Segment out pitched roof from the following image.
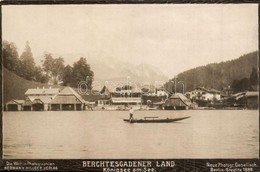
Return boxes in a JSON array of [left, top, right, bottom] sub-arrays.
[[27, 96, 54, 104], [195, 87, 210, 92], [32, 99, 44, 104], [59, 87, 75, 95], [170, 93, 188, 100], [232, 92, 246, 97], [25, 88, 60, 95], [6, 99, 24, 105], [14, 100, 25, 104], [50, 95, 84, 104], [169, 93, 192, 106], [24, 98, 33, 106], [195, 87, 220, 94], [209, 89, 221, 94], [64, 87, 86, 103], [50, 87, 85, 104]]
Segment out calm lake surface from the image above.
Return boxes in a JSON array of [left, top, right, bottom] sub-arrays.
[[3, 110, 259, 159]]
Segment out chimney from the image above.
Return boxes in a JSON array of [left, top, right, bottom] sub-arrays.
[[49, 86, 52, 89], [43, 86, 45, 89]]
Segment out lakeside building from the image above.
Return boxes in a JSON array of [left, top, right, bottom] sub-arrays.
[[141, 85, 168, 97], [163, 93, 193, 110], [99, 84, 142, 108], [141, 85, 168, 108], [23, 97, 33, 111], [185, 87, 221, 107], [24, 87, 60, 111], [5, 85, 258, 111], [245, 91, 258, 109], [142, 95, 167, 106], [209, 91, 258, 109], [222, 86, 234, 97], [5, 86, 86, 111], [50, 87, 86, 111], [186, 87, 221, 101], [141, 84, 157, 96], [156, 87, 168, 97], [5, 100, 24, 111]]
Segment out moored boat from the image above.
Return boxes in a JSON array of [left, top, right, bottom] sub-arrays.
[[123, 116, 190, 123]]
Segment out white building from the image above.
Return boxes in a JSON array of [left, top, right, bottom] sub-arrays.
[[24, 87, 60, 111], [186, 87, 221, 101]]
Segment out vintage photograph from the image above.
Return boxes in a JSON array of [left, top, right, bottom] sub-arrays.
[[2, 4, 259, 160]]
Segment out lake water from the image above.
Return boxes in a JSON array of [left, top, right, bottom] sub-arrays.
[[3, 110, 259, 159]]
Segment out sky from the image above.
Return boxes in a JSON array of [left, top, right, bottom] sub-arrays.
[[2, 4, 258, 77]]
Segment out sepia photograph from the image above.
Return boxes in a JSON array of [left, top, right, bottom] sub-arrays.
[[1, 3, 259, 171]]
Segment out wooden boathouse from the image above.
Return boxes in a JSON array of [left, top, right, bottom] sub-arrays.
[[164, 93, 192, 110], [5, 87, 87, 111], [24, 87, 60, 111], [5, 100, 24, 111], [50, 87, 86, 111]]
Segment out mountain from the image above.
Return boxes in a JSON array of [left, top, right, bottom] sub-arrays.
[[169, 51, 258, 92], [35, 53, 168, 85]]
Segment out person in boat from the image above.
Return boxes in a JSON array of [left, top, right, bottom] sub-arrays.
[[129, 107, 134, 121]]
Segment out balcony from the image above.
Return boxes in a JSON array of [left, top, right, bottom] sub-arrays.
[[111, 97, 141, 103]]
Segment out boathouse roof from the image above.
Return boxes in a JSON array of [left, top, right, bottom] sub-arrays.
[[50, 95, 84, 104], [50, 87, 86, 104], [168, 93, 192, 106], [25, 87, 60, 95], [6, 99, 24, 105], [27, 96, 53, 104]]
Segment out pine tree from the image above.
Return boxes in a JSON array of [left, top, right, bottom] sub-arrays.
[[19, 41, 36, 81]]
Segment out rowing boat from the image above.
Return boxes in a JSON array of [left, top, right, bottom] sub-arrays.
[[123, 116, 190, 123]]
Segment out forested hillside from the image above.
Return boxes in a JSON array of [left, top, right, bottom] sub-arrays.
[[3, 67, 63, 104], [168, 51, 258, 92]]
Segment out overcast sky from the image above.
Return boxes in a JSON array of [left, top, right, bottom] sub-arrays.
[[2, 4, 258, 77]]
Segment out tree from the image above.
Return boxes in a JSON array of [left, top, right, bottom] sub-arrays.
[[19, 41, 36, 80], [2, 41, 19, 73], [52, 57, 65, 84], [42, 53, 64, 85], [42, 53, 54, 76], [62, 65, 73, 86], [250, 67, 258, 86], [71, 57, 94, 89], [34, 66, 49, 84], [232, 77, 251, 93]]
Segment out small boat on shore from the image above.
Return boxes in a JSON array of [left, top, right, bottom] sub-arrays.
[[123, 116, 190, 123]]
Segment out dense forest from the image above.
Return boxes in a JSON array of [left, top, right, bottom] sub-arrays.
[[165, 51, 258, 93], [2, 40, 94, 89]]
